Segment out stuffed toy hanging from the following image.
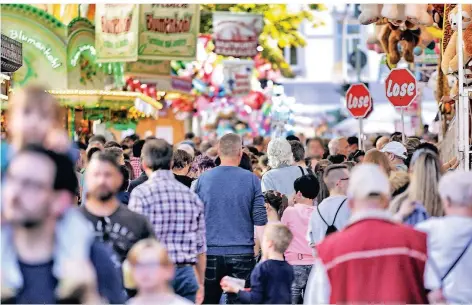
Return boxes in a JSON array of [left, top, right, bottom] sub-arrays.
[[379, 22, 421, 67], [441, 4, 472, 74], [441, 4, 472, 99], [359, 4, 433, 26]]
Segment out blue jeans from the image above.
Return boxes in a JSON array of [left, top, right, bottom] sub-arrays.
[[291, 265, 312, 304], [203, 254, 255, 304], [172, 265, 199, 303]]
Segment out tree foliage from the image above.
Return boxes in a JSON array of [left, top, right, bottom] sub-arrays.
[[200, 4, 325, 78]]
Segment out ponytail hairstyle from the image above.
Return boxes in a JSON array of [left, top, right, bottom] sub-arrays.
[[314, 159, 332, 203], [263, 190, 289, 219]]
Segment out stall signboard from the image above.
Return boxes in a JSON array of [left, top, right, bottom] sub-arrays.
[[213, 12, 263, 58], [1, 34, 23, 72], [95, 4, 139, 63], [67, 20, 105, 90], [222, 59, 254, 97], [138, 4, 200, 61], [171, 76, 192, 94], [1, 5, 68, 89], [124, 60, 171, 77], [147, 76, 192, 94]]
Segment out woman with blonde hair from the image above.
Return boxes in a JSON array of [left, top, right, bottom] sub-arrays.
[[124, 238, 192, 305], [390, 149, 443, 225], [363, 149, 393, 177]]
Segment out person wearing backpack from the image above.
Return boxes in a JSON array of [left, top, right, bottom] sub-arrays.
[[307, 164, 350, 246], [417, 171, 472, 304]]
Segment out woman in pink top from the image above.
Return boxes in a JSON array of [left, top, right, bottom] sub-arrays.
[[281, 174, 319, 304]]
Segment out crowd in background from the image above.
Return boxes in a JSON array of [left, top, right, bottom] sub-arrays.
[[1, 86, 472, 305]]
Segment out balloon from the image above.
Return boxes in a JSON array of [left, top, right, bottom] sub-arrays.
[[413, 46, 423, 56], [427, 41, 436, 50], [192, 79, 207, 93], [195, 96, 210, 111], [218, 87, 226, 97]]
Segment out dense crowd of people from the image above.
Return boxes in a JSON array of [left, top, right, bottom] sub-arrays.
[[1, 86, 472, 304]]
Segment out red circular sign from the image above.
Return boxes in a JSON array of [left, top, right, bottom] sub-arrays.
[[385, 68, 417, 107], [345, 83, 372, 118]]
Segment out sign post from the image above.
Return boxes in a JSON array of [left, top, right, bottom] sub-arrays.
[[385, 68, 417, 142], [345, 83, 372, 151]]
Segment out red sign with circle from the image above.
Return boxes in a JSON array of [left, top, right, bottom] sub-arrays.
[[345, 83, 372, 118], [385, 68, 417, 107]]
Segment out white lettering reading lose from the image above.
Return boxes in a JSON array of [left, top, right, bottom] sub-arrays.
[[386, 80, 415, 98], [347, 93, 369, 109]]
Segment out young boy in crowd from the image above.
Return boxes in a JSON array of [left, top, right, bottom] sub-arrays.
[[124, 238, 191, 305], [221, 223, 294, 304], [282, 174, 319, 304]]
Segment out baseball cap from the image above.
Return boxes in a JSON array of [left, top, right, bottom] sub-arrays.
[[381, 141, 407, 159], [347, 164, 390, 199]]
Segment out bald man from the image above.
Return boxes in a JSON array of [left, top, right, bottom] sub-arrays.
[[328, 137, 349, 158]]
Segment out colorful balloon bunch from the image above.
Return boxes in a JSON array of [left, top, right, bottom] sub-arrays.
[[124, 77, 160, 101]]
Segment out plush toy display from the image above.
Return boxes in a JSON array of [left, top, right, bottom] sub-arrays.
[[379, 23, 422, 67], [441, 4, 472, 99], [431, 4, 446, 29], [441, 4, 472, 74], [359, 4, 433, 26], [359, 4, 383, 25]]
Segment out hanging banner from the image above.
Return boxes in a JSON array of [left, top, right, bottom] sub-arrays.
[[222, 59, 254, 97], [213, 12, 263, 58], [124, 60, 171, 77], [138, 4, 200, 61], [95, 4, 139, 63]]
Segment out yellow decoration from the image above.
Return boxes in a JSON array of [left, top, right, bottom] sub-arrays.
[[426, 26, 443, 39]]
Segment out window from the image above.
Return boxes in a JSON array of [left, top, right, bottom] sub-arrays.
[[283, 46, 298, 66]]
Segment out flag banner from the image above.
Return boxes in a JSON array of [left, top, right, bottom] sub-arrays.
[[213, 12, 263, 58], [138, 4, 200, 61], [95, 4, 139, 63], [222, 59, 254, 97]]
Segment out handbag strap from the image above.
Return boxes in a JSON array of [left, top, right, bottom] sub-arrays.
[[441, 235, 472, 282]]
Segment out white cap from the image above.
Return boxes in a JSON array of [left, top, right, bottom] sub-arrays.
[[348, 164, 390, 199], [381, 141, 407, 159], [178, 143, 195, 158]]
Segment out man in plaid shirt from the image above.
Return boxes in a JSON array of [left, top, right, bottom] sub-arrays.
[[129, 139, 206, 304], [129, 140, 145, 178]]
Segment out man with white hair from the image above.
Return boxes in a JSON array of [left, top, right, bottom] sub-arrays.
[[327, 137, 349, 158], [416, 171, 472, 304], [306, 164, 429, 304], [261, 138, 309, 196]]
